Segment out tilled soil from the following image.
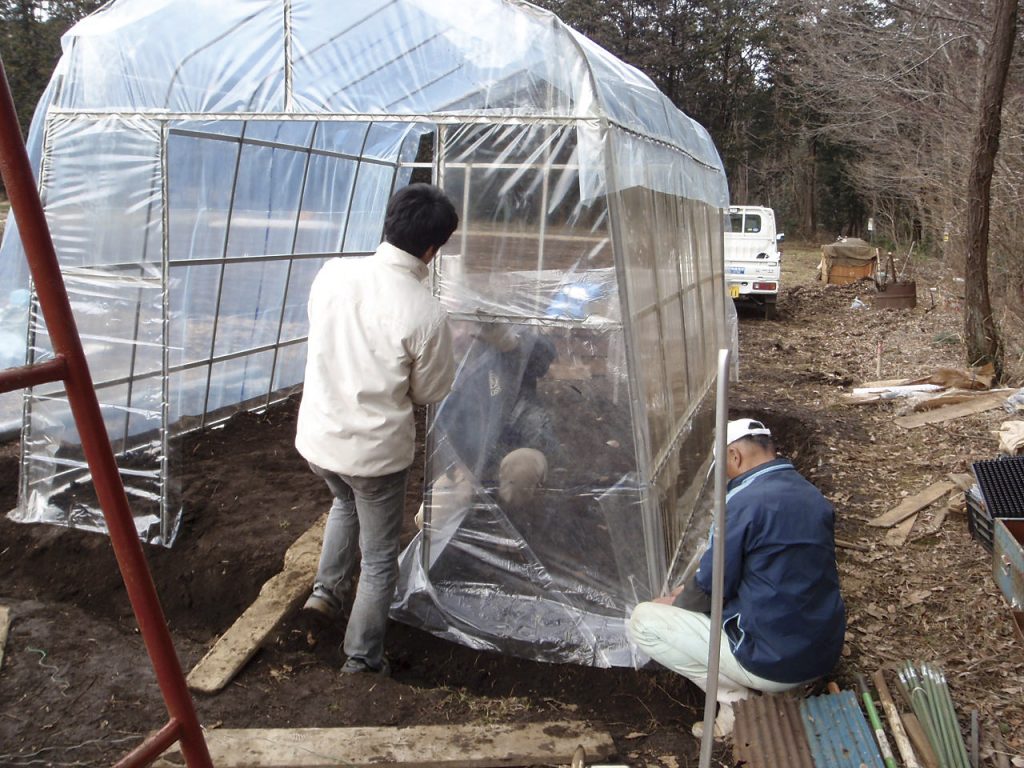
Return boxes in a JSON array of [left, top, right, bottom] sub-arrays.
[[1, 247, 1022, 766]]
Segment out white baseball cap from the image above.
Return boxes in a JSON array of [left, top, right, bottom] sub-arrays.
[[726, 418, 772, 446]]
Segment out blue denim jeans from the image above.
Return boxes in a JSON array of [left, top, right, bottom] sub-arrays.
[[308, 462, 408, 668]]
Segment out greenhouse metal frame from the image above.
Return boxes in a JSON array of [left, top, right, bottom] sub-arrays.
[[0, 0, 732, 666]]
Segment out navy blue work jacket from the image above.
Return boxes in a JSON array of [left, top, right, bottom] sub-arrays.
[[695, 458, 846, 684]]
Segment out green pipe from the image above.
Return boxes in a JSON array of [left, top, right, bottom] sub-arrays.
[[857, 674, 898, 768], [924, 665, 957, 766], [924, 664, 968, 768], [909, 664, 947, 767], [935, 669, 968, 768], [937, 670, 971, 768]]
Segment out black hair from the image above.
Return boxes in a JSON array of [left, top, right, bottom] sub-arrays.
[[383, 183, 459, 259], [738, 434, 776, 454]]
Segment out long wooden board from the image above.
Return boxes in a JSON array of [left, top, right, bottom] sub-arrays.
[[154, 722, 615, 768], [894, 391, 1008, 429], [187, 515, 326, 694], [866, 481, 954, 528], [884, 513, 918, 547], [0, 605, 10, 674]]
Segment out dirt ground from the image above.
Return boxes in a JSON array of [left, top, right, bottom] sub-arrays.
[[1, 245, 1023, 766]]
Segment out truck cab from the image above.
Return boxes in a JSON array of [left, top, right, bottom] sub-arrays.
[[724, 205, 782, 319]]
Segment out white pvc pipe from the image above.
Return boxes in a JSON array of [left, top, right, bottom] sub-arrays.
[[699, 348, 730, 768]]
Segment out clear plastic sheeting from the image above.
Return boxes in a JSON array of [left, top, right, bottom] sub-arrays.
[[0, 0, 731, 666]]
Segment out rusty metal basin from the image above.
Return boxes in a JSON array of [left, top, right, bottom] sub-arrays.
[[874, 281, 917, 309]]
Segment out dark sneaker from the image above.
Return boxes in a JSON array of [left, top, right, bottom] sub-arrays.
[[301, 593, 340, 624], [340, 656, 391, 676]]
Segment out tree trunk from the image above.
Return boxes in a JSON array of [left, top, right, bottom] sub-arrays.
[[802, 136, 816, 236], [964, 0, 1017, 379]]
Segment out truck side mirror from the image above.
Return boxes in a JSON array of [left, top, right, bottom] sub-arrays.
[[776, 233, 785, 243]]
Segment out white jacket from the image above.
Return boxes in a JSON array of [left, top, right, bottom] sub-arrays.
[[295, 242, 455, 477]]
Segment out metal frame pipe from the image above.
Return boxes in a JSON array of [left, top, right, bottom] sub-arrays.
[[699, 347, 730, 768]]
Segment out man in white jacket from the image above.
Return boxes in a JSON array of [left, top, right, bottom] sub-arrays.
[[295, 183, 458, 675]]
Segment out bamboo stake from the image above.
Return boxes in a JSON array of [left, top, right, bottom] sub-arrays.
[[872, 670, 920, 768]]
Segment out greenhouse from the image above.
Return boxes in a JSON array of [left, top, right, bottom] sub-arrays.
[[0, 0, 732, 666]]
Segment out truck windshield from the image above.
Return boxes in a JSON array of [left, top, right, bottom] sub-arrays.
[[743, 214, 762, 233]]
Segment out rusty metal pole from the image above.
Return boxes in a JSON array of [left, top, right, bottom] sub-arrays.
[[0, 58, 212, 768]]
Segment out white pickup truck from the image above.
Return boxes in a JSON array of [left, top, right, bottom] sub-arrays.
[[724, 205, 783, 319]]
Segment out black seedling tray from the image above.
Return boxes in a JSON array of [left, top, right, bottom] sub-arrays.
[[969, 456, 1024, 553]]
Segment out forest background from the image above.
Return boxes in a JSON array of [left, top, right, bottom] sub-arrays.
[[2, 0, 1023, 368]]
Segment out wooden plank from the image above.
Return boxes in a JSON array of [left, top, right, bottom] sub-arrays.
[[187, 515, 326, 694], [906, 494, 963, 543], [911, 393, 983, 412], [884, 513, 918, 547], [866, 481, 955, 528], [947, 473, 975, 492], [154, 722, 616, 768], [836, 537, 870, 553], [894, 391, 1008, 429], [902, 713, 940, 768], [856, 378, 914, 389], [0, 605, 10, 674]]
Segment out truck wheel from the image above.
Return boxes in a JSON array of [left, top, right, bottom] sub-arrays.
[[764, 300, 778, 320]]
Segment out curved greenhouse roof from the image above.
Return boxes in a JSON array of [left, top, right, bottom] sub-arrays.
[[45, 0, 724, 202]]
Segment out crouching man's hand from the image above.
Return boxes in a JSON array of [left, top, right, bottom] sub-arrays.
[[652, 584, 685, 605]]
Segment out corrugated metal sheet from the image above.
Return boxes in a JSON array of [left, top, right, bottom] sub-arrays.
[[733, 694, 815, 768], [800, 690, 885, 768]]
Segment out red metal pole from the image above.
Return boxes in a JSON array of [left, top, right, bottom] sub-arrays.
[[113, 720, 183, 768], [0, 356, 67, 392], [0, 60, 212, 768]]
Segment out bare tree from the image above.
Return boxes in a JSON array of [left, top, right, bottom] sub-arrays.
[[779, 1, 986, 243], [964, 0, 1018, 377]]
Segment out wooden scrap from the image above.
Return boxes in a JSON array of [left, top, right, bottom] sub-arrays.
[[857, 378, 915, 389], [836, 537, 871, 553], [902, 712, 941, 768], [947, 473, 975, 492], [871, 670, 920, 768], [154, 721, 616, 768], [867, 481, 955, 528], [884, 513, 918, 547], [894, 391, 1009, 429], [0, 605, 9, 674], [927, 497, 957, 532], [187, 515, 326, 694], [997, 420, 1024, 455], [910, 392, 988, 412], [905, 363, 995, 391], [908, 495, 966, 542]]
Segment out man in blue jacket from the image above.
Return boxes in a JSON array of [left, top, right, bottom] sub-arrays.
[[628, 418, 845, 739]]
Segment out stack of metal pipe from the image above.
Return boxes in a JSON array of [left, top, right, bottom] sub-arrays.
[[896, 662, 971, 768]]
